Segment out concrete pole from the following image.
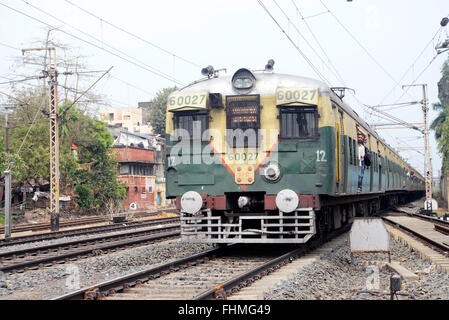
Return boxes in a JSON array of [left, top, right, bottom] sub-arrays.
[[4, 170, 11, 239], [5, 112, 8, 154], [422, 84, 433, 209]]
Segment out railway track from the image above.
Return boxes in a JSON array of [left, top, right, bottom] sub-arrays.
[[382, 215, 449, 255], [0, 208, 177, 236], [0, 224, 181, 274], [393, 206, 449, 227], [53, 224, 350, 300], [0, 216, 106, 235], [0, 217, 179, 248]]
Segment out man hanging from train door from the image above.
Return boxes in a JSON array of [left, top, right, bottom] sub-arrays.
[[357, 131, 366, 193]]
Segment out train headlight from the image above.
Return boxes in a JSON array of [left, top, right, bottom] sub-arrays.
[[276, 189, 299, 213], [180, 191, 203, 214], [234, 77, 254, 89], [263, 162, 281, 181], [232, 68, 256, 90]]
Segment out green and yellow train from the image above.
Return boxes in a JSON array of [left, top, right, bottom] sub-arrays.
[[165, 62, 425, 244]]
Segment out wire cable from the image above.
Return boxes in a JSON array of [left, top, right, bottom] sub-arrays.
[[63, 0, 201, 69], [20, 0, 183, 86], [257, 0, 331, 85], [319, 0, 403, 88], [290, 0, 346, 86], [0, 1, 184, 86]]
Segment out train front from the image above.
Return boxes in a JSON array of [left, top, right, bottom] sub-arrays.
[[165, 65, 335, 243]]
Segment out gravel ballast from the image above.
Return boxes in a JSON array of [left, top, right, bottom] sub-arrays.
[[0, 239, 212, 300], [264, 235, 449, 300]]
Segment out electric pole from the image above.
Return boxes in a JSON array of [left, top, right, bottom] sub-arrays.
[[402, 83, 434, 212], [22, 47, 60, 231], [2, 104, 14, 238]]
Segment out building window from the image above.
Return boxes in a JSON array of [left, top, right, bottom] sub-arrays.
[[109, 113, 114, 121], [119, 164, 130, 175], [123, 115, 131, 120], [125, 163, 154, 176], [174, 110, 208, 141], [280, 106, 317, 139]]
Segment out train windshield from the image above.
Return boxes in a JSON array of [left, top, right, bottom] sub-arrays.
[[173, 110, 208, 141], [280, 106, 317, 138]]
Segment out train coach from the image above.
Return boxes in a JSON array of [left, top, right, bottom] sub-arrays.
[[165, 61, 425, 244]]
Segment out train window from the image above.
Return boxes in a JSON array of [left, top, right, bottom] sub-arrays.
[[173, 110, 209, 141], [280, 106, 318, 139]]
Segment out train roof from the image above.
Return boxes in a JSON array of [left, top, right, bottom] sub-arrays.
[[173, 71, 424, 180], [176, 72, 329, 96]]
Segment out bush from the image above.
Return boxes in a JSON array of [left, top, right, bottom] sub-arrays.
[[75, 184, 94, 210]]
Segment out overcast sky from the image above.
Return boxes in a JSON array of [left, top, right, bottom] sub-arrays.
[[1, 0, 449, 177]]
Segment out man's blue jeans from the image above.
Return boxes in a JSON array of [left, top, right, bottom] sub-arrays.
[[358, 160, 365, 190]]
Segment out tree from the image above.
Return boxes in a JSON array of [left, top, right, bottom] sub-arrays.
[[1, 86, 125, 212], [432, 57, 449, 169], [1, 32, 123, 212], [431, 102, 446, 140], [146, 87, 177, 135]]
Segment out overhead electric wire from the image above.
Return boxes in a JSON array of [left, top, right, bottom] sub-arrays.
[[256, 0, 330, 85], [317, 0, 438, 127], [109, 74, 153, 96], [378, 25, 445, 105], [392, 53, 440, 104], [0, 75, 45, 85], [273, 0, 333, 82], [319, 0, 405, 90], [19, 0, 183, 86], [260, 0, 383, 125], [0, 1, 184, 86], [290, 0, 346, 86], [63, 0, 201, 69], [1, 40, 153, 98]]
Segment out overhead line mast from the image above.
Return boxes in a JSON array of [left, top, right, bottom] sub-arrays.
[[20, 46, 112, 231], [22, 46, 60, 230]]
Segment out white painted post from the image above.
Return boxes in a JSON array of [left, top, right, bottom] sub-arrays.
[[4, 170, 11, 239]]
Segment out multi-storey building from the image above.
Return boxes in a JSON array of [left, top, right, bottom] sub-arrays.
[[113, 131, 167, 210], [100, 106, 153, 135]]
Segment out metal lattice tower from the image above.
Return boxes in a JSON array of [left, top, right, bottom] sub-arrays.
[[48, 48, 60, 231], [22, 47, 60, 231]]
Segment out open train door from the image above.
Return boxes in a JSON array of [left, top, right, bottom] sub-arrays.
[[335, 108, 347, 194], [368, 134, 374, 192]]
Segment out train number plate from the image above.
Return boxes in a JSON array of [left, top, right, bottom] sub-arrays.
[[276, 88, 319, 105], [167, 92, 208, 111]]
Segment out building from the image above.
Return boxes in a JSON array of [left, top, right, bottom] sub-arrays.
[[100, 106, 153, 135], [113, 131, 167, 210]]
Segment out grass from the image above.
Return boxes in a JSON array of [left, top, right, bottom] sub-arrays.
[[0, 213, 19, 225]]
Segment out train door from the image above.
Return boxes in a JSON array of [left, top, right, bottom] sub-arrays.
[[339, 110, 347, 193], [368, 135, 374, 192], [378, 143, 382, 191], [335, 108, 346, 193], [385, 158, 390, 190]]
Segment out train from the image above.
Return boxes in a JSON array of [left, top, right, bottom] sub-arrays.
[[165, 60, 425, 244]]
